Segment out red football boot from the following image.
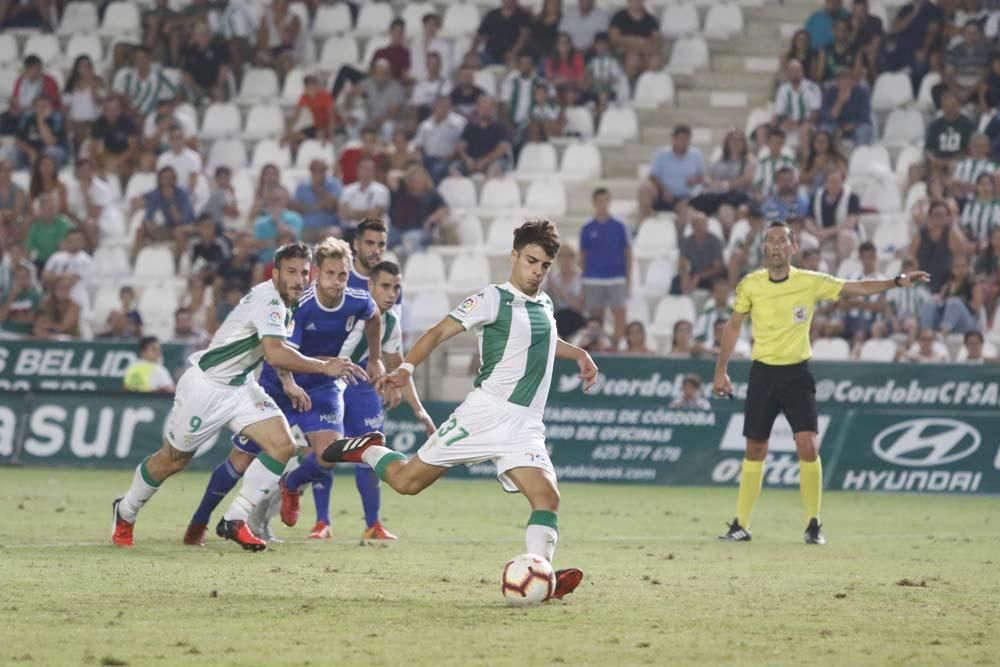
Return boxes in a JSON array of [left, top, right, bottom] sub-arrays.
[[215, 518, 267, 552], [279, 473, 301, 527], [320, 432, 385, 464], [551, 568, 584, 600], [308, 521, 332, 539], [111, 498, 134, 548], [362, 521, 398, 541]]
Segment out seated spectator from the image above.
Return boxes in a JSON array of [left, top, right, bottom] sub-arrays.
[[561, 0, 610, 52], [959, 173, 1000, 247], [66, 158, 112, 248], [387, 129, 419, 179], [819, 67, 874, 146], [218, 0, 257, 79], [172, 305, 209, 351], [698, 317, 751, 359], [790, 218, 821, 256], [413, 96, 467, 184], [6, 96, 68, 169], [780, 30, 818, 91], [814, 18, 860, 83], [976, 226, 1000, 277], [727, 205, 766, 286], [42, 228, 91, 295], [919, 253, 979, 334], [202, 166, 240, 231], [942, 21, 991, 110], [754, 127, 798, 197], [800, 130, 848, 195], [522, 82, 565, 144], [501, 54, 543, 130], [473, 0, 532, 67], [254, 0, 305, 83], [410, 13, 450, 83], [210, 283, 244, 333], [580, 187, 631, 346], [155, 124, 203, 195], [132, 166, 196, 263], [113, 46, 179, 117], [805, 0, 850, 50], [980, 54, 1000, 111], [693, 278, 732, 345], [672, 212, 725, 293], [910, 200, 969, 293], [29, 154, 68, 216], [26, 193, 73, 272], [0, 1, 55, 30], [668, 319, 695, 358], [949, 133, 995, 203], [528, 0, 562, 61], [838, 241, 889, 341], [143, 97, 197, 155], [248, 163, 283, 221], [123, 336, 175, 392], [805, 167, 860, 264], [962, 330, 989, 364], [0, 260, 41, 335], [96, 309, 137, 342], [850, 0, 884, 84], [189, 213, 231, 284], [118, 285, 143, 337], [583, 31, 628, 120], [64, 55, 105, 154], [450, 65, 486, 119], [38, 275, 81, 338], [292, 159, 343, 242], [608, 0, 663, 82], [923, 91, 975, 180], [0, 160, 28, 235], [1, 55, 61, 135], [216, 233, 260, 294], [761, 167, 809, 222], [338, 157, 390, 236], [254, 187, 303, 263], [546, 243, 585, 337], [902, 327, 950, 363], [180, 21, 233, 103], [91, 96, 141, 183], [344, 59, 405, 142], [454, 96, 512, 177], [691, 129, 756, 227], [410, 53, 453, 123], [773, 60, 821, 153], [140, 0, 183, 65], [332, 18, 412, 99], [669, 373, 711, 409], [621, 320, 654, 356], [573, 315, 612, 353], [387, 164, 448, 253], [638, 124, 704, 221]]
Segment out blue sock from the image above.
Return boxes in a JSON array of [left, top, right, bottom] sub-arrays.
[[191, 459, 243, 525], [355, 464, 381, 528], [312, 469, 333, 525], [284, 452, 326, 492]]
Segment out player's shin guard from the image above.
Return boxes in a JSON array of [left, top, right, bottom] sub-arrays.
[[355, 464, 381, 528], [526, 510, 559, 563], [736, 459, 765, 529], [799, 457, 822, 522], [361, 446, 406, 481], [192, 459, 243, 525], [224, 453, 284, 522], [312, 469, 333, 525], [284, 452, 326, 492], [119, 456, 161, 523]]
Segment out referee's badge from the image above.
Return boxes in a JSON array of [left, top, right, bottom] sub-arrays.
[[793, 306, 807, 323]]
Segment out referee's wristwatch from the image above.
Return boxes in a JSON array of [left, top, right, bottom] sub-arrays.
[[894, 273, 906, 287]]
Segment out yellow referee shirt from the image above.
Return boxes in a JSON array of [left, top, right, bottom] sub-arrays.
[[733, 267, 845, 365]]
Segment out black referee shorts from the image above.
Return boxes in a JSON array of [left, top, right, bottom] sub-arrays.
[[742, 360, 818, 440]]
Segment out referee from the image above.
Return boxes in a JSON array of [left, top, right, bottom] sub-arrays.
[[713, 221, 929, 544]]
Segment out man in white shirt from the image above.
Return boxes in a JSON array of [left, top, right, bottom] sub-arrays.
[[156, 125, 203, 195], [500, 53, 539, 128], [42, 228, 92, 310], [339, 156, 391, 233], [143, 97, 197, 154], [413, 96, 467, 184], [560, 0, 610, 51], [772, 59, 821, 151], [410, 52, 453, 120], [409, 12, 452, 82]]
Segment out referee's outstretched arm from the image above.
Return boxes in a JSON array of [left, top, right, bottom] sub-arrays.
[[712, 312, 746, 398], [839, 270, 932, 298]]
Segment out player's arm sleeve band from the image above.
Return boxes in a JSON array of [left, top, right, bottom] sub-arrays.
[[447, 314, 469, 329]]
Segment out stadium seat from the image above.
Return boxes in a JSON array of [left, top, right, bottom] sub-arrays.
[[132, 246, 176, 283], [661, 3, 700, 38], [881, 108, 925, 147], [515, 142, 559, 179], [632, 70, 675, 109], [0, 34, 18, 67], [642, 256, 675, 297], [403, 252, 447, 289], [478, 177, 522, 213], [871, 71, 913, 112], [138, 280, 179, 321], [848, 144, 891, 177], [438, 176, 478, 211], [238, 68, 280, 105], [472, 69, 498, 97], [319, 35, 360, 70], [294, 139, 336, 169], [916, 71, 940, 112], [625, 292, 651, 328], [812, 337, 851, 360], [58, 1, 99, 36], [858, 338, 898, 362], [123, 171, 156, 203], [649, 295, 697, 342], [22, 34, 60, 65], [563, 106, 595, 138], [88, 246, 131, 289], [485, 215, 522, 255], [311, 3, 353, 38], [405, 290, 451, 335], [872, 220, 911, 259], [99, 1, 141, 38], [894, 144, 923, 189], [703, 3, 744, 39], [441, 2, 481, 39], [682, 217, 726, 243], [401, 2, 436, 34], [667, 36, 710, 74], [242, 104, 286, 141], [633, 217, 678, 259], [744, 106, 773, 138], [200, 103, 241, 141], [355, 3, 394, 38], [446, 252, 491, 295], [281, 68, 305, 106], [559, 142, 602, 181], [451, 213, 484, 248], [250, 139, 292, 169], [836, 257, 863, 279], [64, 34, 103, 68], [524, 179, 567, 216], [596, 107, 638, 144]]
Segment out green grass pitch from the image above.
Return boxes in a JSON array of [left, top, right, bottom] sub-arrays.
[[0, 468, 997, 666]]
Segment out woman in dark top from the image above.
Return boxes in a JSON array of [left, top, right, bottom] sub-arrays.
[[976, 226, 1000, 277], [781, 30, 817, 90], [911, 200, 968, 293], [918, 253, 979, 334], [801, 131, 847, 195], [29, 154, 68, 215], [527, 0, 562, 62]]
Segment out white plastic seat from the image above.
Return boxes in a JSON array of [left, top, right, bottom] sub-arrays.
[[207, 138, 249, 171], [441, 2, 481, 38], [88, 247, 131, 289], [58, 1, 99, 36], [881, 108, 925, 147], [744, 106, 773, 137], [99, 1, 141, 38], [560, 142, 602, 181], [661, 3, 700, 38], [319, 35, 360, 70], [895, 144, 923, 189], [836, 257, 863, 279], [401, 3, 436, 34], [281, 67, 305, 106], [453, 213, 484, 247], [667, 36, 709, 74], [200, 103, 242, 140], [238, 68, 280, 105], [858, 338, 898, 361], [872, 220, 911, 258], [138, 280, 179, 320], [478, 177, 521, 213], [438, 176, 478, 211], [563, 106, 595, 138], [124, 171, 157, 203], [916, 71, 940, 112], [132, 246, 176, 283], [485, 215, 522, 254], [848, 144, 891, 177], [0, 34, 18, 66], [871, 71, 914, 112], [355, 3, 394, 38], [649, 296, 697, 339], [642, 256, 675, 297], [812, 338, 851, 360], [403, 252, 447, 289], [625, 292, 651, 327], [64, 34, 103, 67], [515, 142, 558, 179], [446, 252, 491, 294], [703, 3, 744, 39], [596, 107, 638, 144], [22, 34, 60, 65], [472, 69, 497, 97], [523, 179, 567, 216], [294, 139, 336, 169], [243, 104, 286, 141], [405, 289, 451, 335], [633, 217, 678, 258], [250, 139, 292, 169], [632, 70, 675, 109], [311, 3, 353, 38]]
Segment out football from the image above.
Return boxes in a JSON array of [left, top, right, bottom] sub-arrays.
[[501, 554, 555, 606]]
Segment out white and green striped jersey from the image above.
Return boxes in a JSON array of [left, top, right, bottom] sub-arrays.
[[190, 280, 291, 385], [449, 282, 557, 416], [960, 198, 1000, 242], [754, 153, 798, 195], [773, 80, 821, 123], [952, 157, 996, 186], [112, 66, 177, 116], [341, 308, 401, 364]]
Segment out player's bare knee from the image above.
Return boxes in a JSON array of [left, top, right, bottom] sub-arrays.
[[227, 448, 255, 474], [794, 434, 818, 462], [745, 439, 769, 461]]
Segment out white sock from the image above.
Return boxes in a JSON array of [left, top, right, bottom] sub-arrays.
[[361, 445, 394, 469], [526, 524, 558, 563], [224, 458, 281, 522], [119, 460, 160, 523]]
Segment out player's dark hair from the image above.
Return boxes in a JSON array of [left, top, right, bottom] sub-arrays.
[[682, 373, 702, 388], [672, 124, 692, 137], [137, 336, 159, 355], [390, 18, 404, 30], [767, 126, 786, 140], [767, 220, 795, 244], [24, 54, 42, 68], [592, 187, 610, 200], [859, 241, 876, 254], [370, 260, 401, 281], [513, 218, 561, 258], [274, 241, 313, 269], [356, 218, 388, 237]]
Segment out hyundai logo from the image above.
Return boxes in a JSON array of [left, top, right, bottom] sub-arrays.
[[873, 419, 981, 467]]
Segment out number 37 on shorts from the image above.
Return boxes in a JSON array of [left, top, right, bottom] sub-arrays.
[[433, 416, 470, 447]]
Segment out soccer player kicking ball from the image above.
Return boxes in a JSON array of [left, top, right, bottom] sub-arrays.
[[112, 243, 368, 550], [321, 220, 598, 600], [182, 238, 382, 545], [713, 221, 929, 544]]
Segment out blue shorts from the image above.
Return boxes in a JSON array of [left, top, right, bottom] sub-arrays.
[[343, 383, 384, 437], [233, 383, 345, 455]]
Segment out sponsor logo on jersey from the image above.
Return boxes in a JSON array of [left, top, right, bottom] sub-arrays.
[[345, 315, 356, 331], [269, 299, 280, 306], [305, 322, 317, 331], [320, 412, 342, 425], [872, 418, 980, 467], [456, 295, 477, 315]]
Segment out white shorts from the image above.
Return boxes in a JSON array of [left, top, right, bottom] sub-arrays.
[[416, 390, 555, 492], [164, 366, 285, 453]]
